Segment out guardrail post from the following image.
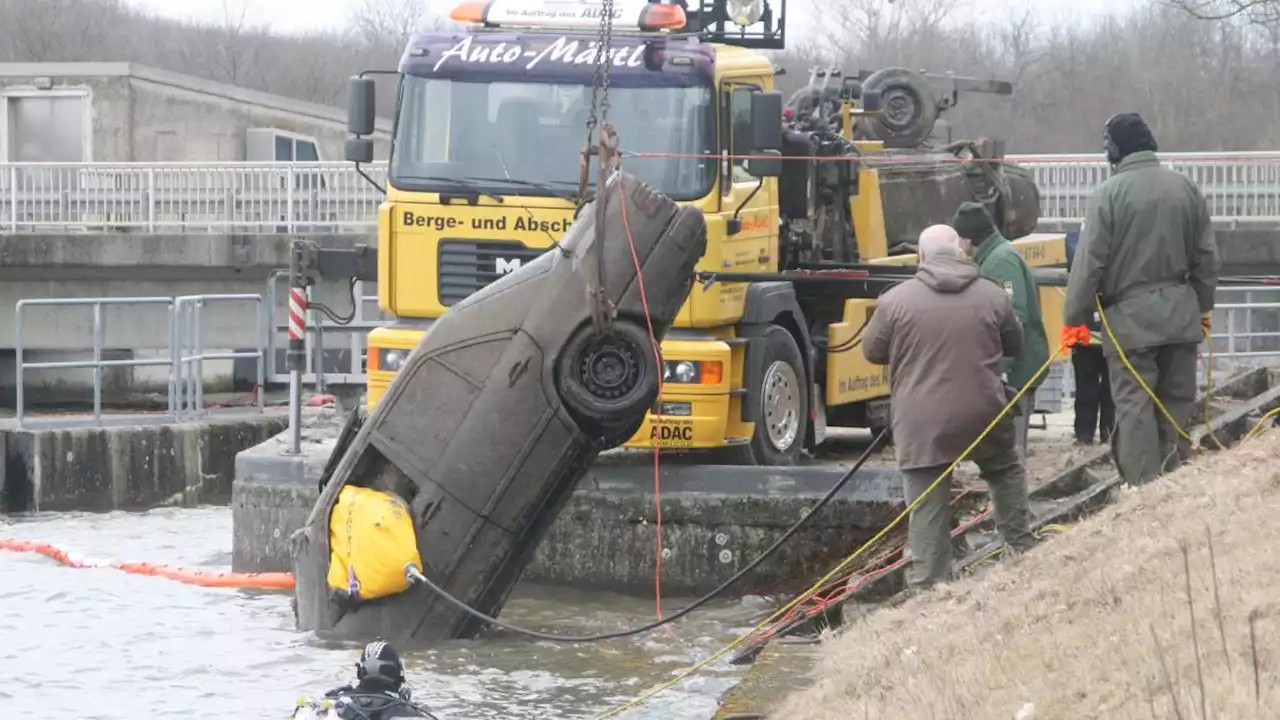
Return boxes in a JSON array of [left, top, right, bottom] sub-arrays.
[[167, 299, 177, 420], [195, 298, 205, 416], [146, 167, 156, 233], [8, 165, 16, 233], [15, 301, 25, 428], [92, 301, 103, 424]]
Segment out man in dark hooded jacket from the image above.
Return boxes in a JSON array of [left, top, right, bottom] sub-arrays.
[[952, 201, 1050, 461], [863, 224, 1036, 590], [1063, 113, 1220, 486]]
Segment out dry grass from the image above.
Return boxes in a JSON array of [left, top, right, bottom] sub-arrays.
[[772, 431, 1280, 720]]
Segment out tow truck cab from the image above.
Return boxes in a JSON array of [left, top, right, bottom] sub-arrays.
[[349, 0, 798, 456]]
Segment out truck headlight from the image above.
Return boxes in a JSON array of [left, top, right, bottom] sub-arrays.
[[378, 349, 407, 372], [662, 360, 723, 384], [665, 360, 699, 383]]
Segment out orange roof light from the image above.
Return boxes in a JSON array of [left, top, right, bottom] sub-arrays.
[[638, 3, 686, 30], [450, 1, 489, 23]]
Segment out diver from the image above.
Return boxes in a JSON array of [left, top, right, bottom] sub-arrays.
[[323, 640, 437, 719]]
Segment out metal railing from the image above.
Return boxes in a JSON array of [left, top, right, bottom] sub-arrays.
[[0, 162, 386, 234], [1206, 286, 1280, 375], [14, 294, 265, 429], [1, 154, 1280, 232], [1008, 152, 1280, 224], [174, 294, 266, 419]]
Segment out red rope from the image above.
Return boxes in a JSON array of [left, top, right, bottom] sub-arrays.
[[617, 177, 667, 623]]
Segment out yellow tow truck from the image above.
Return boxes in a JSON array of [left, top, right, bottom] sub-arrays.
[[341, 0, 1068, 466]]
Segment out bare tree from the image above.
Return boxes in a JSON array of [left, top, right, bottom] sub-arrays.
[[204, 0, 270, 85], [1164, 0, 1280, 26], [1, 0, 121, 61], [8, 0, 1280, 152], [349, 0, 448, 57]]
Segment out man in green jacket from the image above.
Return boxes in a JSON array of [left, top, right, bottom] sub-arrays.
[[952, 201, 1050, 462], [1063, 113, 1219, 486]]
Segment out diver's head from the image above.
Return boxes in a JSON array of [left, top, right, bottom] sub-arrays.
[[354, 640, 405, 690]]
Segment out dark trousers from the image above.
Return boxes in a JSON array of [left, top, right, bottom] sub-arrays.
[[1072, 345, 1115, 443]]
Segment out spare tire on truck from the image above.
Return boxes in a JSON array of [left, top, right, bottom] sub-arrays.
[[859, 67, 937, 149]]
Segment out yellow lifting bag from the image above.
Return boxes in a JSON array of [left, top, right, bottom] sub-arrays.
[[327, 485, 423, 602]]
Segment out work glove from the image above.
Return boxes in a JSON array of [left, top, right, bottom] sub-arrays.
[[1060, 325, 1090, 349], [1201, 312, 1211, 341]]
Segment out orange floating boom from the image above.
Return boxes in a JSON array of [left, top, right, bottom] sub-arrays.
[[0, 538, 295, 590]]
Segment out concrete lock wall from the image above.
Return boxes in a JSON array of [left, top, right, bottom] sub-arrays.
[[231, 424, 907, 595], [0, 232, 376, 406], [1, 413, 288, 513]]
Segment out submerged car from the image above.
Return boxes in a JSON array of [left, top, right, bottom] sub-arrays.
[[291, 171, 708, 643]]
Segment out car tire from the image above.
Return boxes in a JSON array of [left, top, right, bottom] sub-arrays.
[[556, 320, 660, 436], [724, 325, 809, 466], [859, 67, 937, 149]]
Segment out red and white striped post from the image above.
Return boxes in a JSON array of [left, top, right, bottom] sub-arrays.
[[286, 247, 308, 455], [288, 286, 307, 361]]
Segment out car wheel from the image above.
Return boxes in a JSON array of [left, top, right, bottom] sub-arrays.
[[859, 67, 938, 149], [724, 326, 809, 466], [556, 320, 660, 435]]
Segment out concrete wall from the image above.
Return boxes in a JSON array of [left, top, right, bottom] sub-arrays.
[[1, 412, 288, 513]]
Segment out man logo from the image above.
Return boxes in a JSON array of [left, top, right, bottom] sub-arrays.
[[495, 257, 523, 275]]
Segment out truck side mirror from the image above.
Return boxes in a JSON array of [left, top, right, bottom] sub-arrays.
[[750, 91, 783, 151], [348, 76, 377, 137], [345, 137, 374, 165], [746, 91, 783, 178]]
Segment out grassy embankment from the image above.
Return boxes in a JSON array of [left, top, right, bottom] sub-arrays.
[[774, 432, 1280, 719]]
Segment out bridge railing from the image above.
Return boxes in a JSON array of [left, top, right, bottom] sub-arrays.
[[0, 162, 387, 234], [1008, 152, 1280, 224], [1, 154, 1280, 232]]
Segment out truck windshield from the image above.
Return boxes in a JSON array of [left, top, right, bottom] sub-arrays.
[[391, 75, 716, 201]]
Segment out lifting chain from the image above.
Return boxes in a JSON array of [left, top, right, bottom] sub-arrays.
[[581, 0, 619, 337], [581, 0, 617, 169]]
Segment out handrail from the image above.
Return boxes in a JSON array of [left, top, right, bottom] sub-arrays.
[[15, 294, 266, 429]]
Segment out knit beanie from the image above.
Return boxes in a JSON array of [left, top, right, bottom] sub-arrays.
[[951, 201, 997, 242], [1104, 113, 1158, 161]]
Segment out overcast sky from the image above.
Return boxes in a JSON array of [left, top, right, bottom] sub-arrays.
[[126, 0, 1137, 39]]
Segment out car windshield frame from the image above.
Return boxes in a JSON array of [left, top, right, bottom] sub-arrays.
[[388, 32, 718, 202]]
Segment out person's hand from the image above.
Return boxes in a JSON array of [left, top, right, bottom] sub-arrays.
[[1061, 325, 1090, 349], [1201, 312, 1211, 341]]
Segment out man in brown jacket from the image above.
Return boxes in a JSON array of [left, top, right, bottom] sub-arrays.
[[862, 224, 1037, 590]]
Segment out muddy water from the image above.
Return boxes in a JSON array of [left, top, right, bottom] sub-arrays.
[[0, 507, 756, 719]]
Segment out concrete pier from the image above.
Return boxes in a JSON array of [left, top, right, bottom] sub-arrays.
[[231, 418, 906, 596], [1, 411, 287, 512]]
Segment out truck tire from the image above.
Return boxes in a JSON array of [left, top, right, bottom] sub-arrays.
[[726, 325, 809, 466], [556, 320, 659, 438], [859, 67, 937, 149]]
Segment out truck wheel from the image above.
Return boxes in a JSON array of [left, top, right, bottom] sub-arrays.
[[556, 320, 659, 435], [728, 326, 809, 466], [859, 67, 937, 148]]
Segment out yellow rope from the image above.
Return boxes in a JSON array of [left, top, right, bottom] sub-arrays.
[[589, 348, 1064, 719], [594, 295, 1272, 719]]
